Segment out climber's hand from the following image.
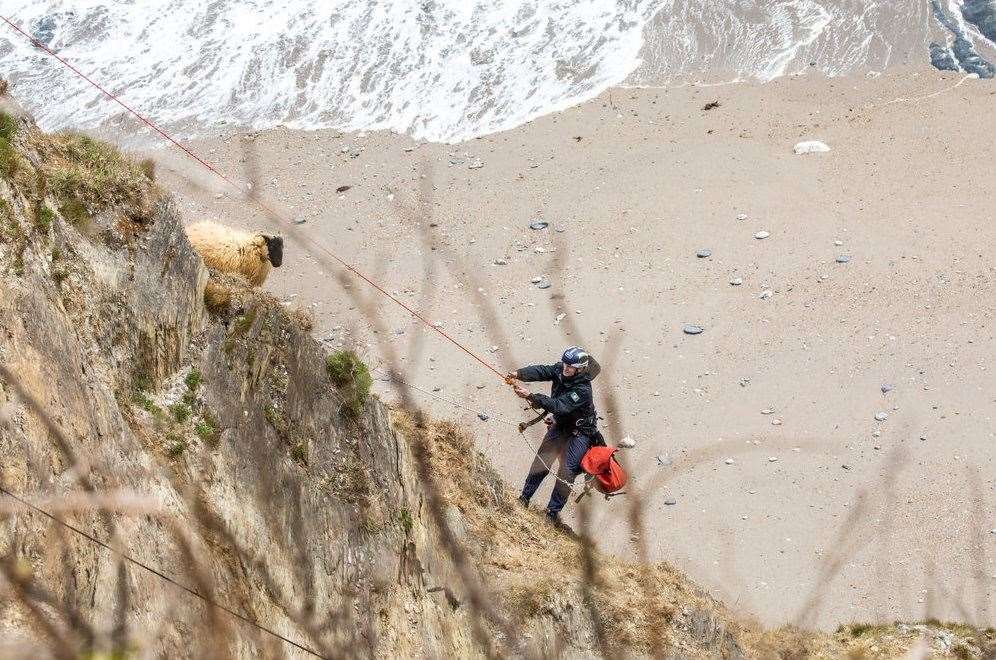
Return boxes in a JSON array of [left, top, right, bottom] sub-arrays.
[[512, 384, 530, 400]]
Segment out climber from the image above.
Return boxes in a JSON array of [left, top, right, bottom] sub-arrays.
[[508, 346, 602, 525]]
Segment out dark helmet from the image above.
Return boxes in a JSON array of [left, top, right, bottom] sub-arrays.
[[561, 346, 590, 370]]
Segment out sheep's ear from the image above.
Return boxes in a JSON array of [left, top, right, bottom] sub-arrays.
[[263, 235, 284, 267]]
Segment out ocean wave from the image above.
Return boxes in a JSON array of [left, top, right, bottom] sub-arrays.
[[0, 0, 660, 143], [0, 1, 992, 145]]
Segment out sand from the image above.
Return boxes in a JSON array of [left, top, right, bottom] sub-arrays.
[[143, 67, 995, 631]]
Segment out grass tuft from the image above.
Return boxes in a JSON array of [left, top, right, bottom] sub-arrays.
[[325, 350, 373, 418], [0, 112, 17, 180], [194, 417, 217, 443], [184, 369, 203, 392], [0, 112, 16, 142], [35, 204, 54, 231], [47, 132, 154, 221], [169, 402, 192, 424], [165, 434, 187, 457]]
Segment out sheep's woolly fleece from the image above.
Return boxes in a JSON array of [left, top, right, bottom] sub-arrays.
[[184, 220, 274, 286]]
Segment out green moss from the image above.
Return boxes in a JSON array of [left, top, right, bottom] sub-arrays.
[[58, 198, 91, 228], [399, 508, 413, 535], [169, 402, 192, 424], [290, 441, 308, 465], [264, 405, 289, 439], [325, 350, 373, 418], [50, 246, 61, 261]]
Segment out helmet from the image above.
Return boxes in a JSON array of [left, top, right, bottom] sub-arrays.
[[561, 346, 590, 370]]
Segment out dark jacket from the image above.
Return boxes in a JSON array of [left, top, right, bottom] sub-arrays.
[[515, 362, 598, 433]]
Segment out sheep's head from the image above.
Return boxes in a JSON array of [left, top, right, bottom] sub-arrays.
[[261, 235, 283, 267]]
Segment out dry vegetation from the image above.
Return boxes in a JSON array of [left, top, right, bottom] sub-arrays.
[[390, 414, 996, 658]]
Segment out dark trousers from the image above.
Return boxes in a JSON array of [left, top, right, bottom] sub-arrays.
[[521, 423, 591, 515]]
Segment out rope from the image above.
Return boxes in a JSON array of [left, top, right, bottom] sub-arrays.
[[0, 485, 328, 659], [376, 371, 578, 491], [0, 15, 506, 383]]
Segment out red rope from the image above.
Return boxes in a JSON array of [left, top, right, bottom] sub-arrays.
[[1, 15, 505, 381]]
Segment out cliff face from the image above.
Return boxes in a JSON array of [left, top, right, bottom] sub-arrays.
[[0, 100, 991, 660], [0, 101, 486, 659]]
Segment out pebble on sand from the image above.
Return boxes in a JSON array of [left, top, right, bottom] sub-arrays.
[[754, 230, 770, 239], [874, 412, 889, 422], [836, 255, 851, 263], [536, 282, 551, 289], [768, 457, 779, 462], [730, 277, 743, 286], [724, 458, 735, 465], [736, 213, 748, 221], [618, 436, 636, 448], [494, 258, 508, 265], [530, 276, 542, 284], [664, 498, 677, 506], [683, 324, 704, 335], [881, 384, 894, 394], [477, 413, 489, 421], [793, 140, 831, 154], [529, 220, 549, 230], [696, 249, 712, 258]]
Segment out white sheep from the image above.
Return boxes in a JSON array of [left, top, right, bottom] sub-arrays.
[[184, 220, 283, 286]]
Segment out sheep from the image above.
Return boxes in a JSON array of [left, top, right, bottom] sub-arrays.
[[184, 220, 283, 286]]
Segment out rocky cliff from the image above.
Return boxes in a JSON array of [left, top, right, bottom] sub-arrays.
[[0, 97, 991, 659]]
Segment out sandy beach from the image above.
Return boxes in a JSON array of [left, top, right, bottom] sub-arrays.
[[142, 67, 996, 631]]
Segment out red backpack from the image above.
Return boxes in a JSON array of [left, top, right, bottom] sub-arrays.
[[581, 446, 628, 494]]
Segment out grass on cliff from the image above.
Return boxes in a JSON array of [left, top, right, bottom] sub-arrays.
[[0, 111, 18, 179], [43, 132, 155, 222], [325, 350, 372, 418]]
